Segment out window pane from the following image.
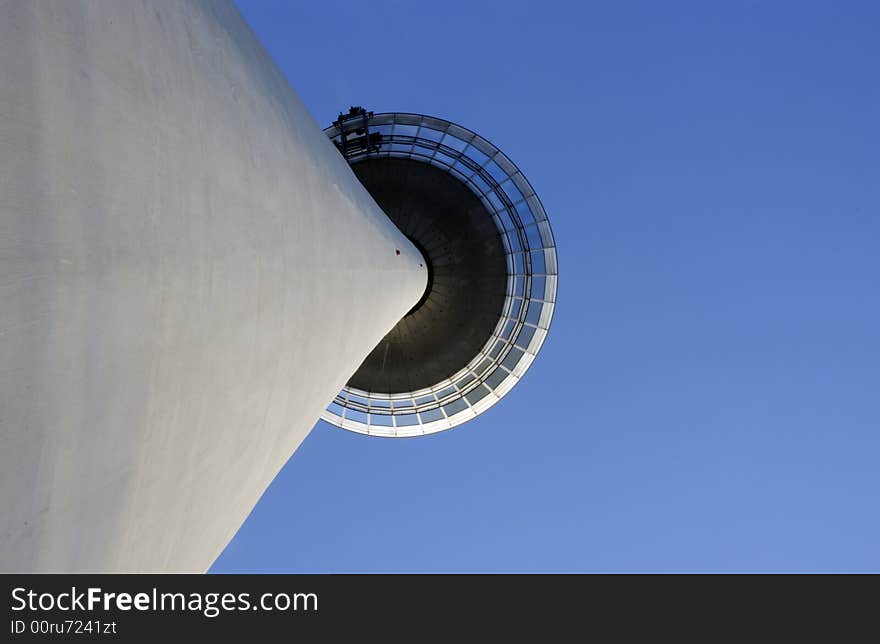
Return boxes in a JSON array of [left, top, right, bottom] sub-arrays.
[[443, 398, 468, 416], [465, 385, 491, 406], [419, 408, 445, 423]]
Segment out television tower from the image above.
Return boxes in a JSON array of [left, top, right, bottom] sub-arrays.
[[0, 1, 556, 572]]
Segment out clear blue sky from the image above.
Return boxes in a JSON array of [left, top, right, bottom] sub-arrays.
[[212, 0, 879, 572]]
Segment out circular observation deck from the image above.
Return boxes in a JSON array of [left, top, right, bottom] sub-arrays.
[[322, 110, 558, 437]]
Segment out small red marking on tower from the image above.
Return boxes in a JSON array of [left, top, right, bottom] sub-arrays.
[[395, 249, 400, 255]]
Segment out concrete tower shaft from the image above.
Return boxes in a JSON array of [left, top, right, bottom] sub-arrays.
[[0, 0, 426, 572]]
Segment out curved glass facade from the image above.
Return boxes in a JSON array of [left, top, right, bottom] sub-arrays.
[[322, 112, 558, 436]]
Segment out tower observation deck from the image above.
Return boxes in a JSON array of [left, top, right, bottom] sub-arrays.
[[323, 110, 558, 436]]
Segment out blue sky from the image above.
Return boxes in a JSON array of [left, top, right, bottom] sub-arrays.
[[212, 0, 879, 572]]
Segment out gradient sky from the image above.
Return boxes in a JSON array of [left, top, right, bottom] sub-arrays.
[[212, 0, 879, 572]]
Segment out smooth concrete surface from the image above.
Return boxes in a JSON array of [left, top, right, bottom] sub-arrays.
[[0, 0, 426, 572]]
